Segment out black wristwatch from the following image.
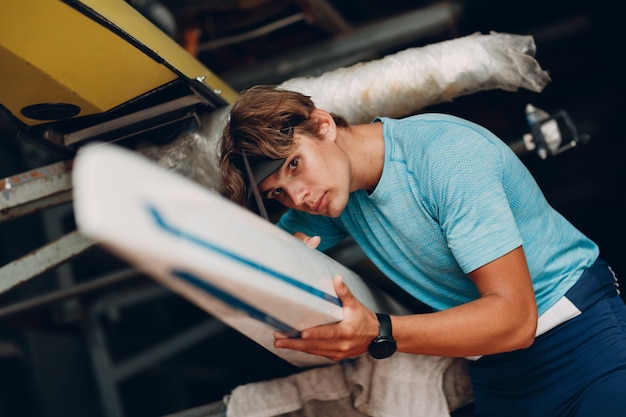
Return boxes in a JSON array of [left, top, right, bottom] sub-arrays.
[[368, 313, 397, 359]]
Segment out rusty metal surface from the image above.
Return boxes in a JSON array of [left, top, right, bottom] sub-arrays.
[[0, 230, 94, 294], [0, 160, 74, 222]]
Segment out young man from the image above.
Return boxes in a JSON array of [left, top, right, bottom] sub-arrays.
[[219, 85, 626, 416]]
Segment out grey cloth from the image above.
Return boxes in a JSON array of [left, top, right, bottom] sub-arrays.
[[224, 354, 473, 417]]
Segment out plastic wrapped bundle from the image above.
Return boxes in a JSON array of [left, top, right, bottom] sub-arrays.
[[281, 31, 551, 124], [138, 109, 229, 192], [137, 32, 551, 191]]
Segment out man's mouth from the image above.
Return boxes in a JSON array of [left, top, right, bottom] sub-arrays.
[[312, 193, 326, 213]]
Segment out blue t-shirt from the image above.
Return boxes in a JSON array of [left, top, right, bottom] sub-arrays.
[[278, 114, 599, 314]]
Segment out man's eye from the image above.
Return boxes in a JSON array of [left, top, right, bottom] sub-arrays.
[[271, 188, 283, 198], [289, 158, 298, 169]]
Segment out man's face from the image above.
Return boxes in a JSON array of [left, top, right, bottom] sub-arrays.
[[258, 133, 351, 218]]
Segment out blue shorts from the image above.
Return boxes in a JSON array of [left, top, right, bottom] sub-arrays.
[[468, 259, 626, 417]]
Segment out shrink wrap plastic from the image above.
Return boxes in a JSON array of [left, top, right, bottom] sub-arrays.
[[281, 32, 551, 124], [137, 32, 550, 192]]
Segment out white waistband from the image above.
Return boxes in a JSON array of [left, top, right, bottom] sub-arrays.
[[466, 296, 582, 361]]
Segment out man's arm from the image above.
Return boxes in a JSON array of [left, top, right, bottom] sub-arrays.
[[274, 246, 538, 360]]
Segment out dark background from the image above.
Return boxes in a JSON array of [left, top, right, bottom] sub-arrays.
[[0, 0, 623, 416]]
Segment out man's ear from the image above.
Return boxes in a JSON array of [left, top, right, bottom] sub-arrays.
[[311, 109, 336, 141]]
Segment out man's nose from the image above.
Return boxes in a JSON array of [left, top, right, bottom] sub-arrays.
[[286, 182, 308, 207]]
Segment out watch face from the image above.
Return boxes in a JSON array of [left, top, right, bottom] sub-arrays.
[[369, 338, 397, 359]]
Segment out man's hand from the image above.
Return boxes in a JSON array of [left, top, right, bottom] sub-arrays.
[[293, 232, 321, 249], [274, 275, 379, 361]]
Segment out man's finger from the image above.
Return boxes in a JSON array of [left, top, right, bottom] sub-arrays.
[[293, 232, 321, 248], [332, 274, 355, 304]]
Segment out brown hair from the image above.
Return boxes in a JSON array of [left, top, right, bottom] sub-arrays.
[[219, 85, 348, 207]]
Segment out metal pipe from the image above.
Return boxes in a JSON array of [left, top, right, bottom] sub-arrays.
[[196, 13, 307, 52], [222, 2, 460, 89], [0, 160, 73, 223], [0, 268, 139, 318], [0, 230, 95, 294]]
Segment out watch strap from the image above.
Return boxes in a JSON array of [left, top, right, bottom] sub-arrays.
[[376, 313, 393, 339]]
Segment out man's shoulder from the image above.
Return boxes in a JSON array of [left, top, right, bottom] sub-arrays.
[[378, 113, 479, 136]]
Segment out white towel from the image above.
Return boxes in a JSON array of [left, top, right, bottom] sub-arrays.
[[225, 354, 472, 417]]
